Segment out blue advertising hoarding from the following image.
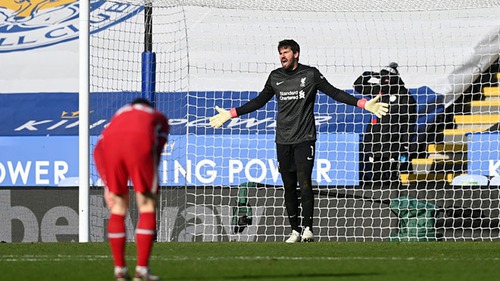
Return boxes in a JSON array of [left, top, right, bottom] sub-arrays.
[[0, 91, 364, 187], [0, 136, 78, 186], [468, 132, 500, 177], [0, 134, 359, 187], [0, 91, 367, 136], [0, 88, 442, 136], [0, 88, 443, 187]]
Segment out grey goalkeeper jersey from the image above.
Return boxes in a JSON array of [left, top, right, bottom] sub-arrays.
[[235, 64, 360, 144]]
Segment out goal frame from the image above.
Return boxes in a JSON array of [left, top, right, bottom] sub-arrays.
[[79, 0, 90, 243], [79, 0, 500, 243]]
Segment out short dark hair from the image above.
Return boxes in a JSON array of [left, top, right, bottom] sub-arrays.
[[131, 98, 153, 107], [278, 39, 300, 53]]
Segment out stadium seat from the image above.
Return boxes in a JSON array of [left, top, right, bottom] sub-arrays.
[[94, 178, 105, 187], [470, 100, 500, 114], [454, 114, 500, 130], [451, 174, 489, 186], [483, 86, 500, 98], [58, 177, 96, 187], [442, 128, 484, 144], [489, 176, 500, 186], [58, 177, 80, 187]]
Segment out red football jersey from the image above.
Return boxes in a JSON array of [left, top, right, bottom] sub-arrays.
[[102, 103, 169, 149], [94, 103, 169, 195]]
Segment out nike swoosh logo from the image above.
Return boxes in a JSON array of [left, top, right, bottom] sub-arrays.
[[307, 157, 313, 161], [276, 81, 284, 85]]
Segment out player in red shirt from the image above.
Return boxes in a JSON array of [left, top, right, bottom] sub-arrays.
[[93, 98, 169, 281]]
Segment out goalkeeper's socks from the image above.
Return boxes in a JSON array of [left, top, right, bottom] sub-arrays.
[[108, 213, 127, 267], [287, 214, 300, 232], [136, 212, 156, 267]]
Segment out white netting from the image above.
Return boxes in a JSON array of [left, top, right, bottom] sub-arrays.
[[89, 0, 500, 242], [122, 0, 500, 12]]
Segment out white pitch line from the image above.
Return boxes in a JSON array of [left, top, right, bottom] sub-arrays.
[[0, 255, 110, 262], [152, 256, 500, 262], [1, 255, 499, 262]]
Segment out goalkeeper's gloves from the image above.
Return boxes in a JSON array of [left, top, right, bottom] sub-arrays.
[[209, 106, 237, 128], [357, 94, 389, 118]]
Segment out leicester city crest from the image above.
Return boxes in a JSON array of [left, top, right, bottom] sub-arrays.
[[0, 0, 142, 53]]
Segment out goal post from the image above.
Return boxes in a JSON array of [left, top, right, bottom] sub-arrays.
[[78, 0, 90, 243], [82, 0, 500, 242], [142, 4, 156, 103]]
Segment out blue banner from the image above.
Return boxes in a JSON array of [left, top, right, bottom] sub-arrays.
[[163, 133, 359, 186], [0, 88, 444, 187], [0, 134, 359, 187], [0, 136, 78, 186], [0, 89, 442, 136], [0, 91, 369, 136]]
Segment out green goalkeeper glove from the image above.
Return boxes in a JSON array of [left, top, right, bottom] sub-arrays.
[[209, 106, 237, 128], [361, 94, 389, 118]]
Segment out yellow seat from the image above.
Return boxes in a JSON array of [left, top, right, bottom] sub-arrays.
[[427, 143, 467, 153], [470, 100, 500, 107], [483, 87, 500, 96], [454, 114, 500, 124], [442, 128, 485, 143]]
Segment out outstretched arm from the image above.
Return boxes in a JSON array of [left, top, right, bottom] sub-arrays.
[[209, 80, 274, 128], [316, 71, 388, 118]]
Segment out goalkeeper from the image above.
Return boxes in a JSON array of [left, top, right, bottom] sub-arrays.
[[209, 39, 388, 243]]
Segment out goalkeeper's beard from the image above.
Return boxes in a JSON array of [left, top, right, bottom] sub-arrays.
[[281, 57, 296, 71]]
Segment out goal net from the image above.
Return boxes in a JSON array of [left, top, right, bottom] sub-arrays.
[[88, 0, 500, 242]]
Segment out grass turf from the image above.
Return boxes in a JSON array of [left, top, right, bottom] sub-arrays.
[[1, 241, 499, 281]]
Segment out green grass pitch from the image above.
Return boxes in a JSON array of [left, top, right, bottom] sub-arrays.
[[1, 241, 499, 281]]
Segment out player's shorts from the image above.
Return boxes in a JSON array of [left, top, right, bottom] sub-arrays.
[[93, 134, 160, 195], [276, 140, 315, 173]]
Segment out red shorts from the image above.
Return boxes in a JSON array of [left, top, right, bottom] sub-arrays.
[[93, 134, 160, 195]]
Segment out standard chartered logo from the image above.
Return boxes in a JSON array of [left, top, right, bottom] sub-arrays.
[[279, 90, 298, 100], [279, 90, 305, 100]]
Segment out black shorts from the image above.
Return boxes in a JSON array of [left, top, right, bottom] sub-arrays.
[[276, 140, 315, 173]]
